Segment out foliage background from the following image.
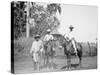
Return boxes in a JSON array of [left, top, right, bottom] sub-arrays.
[[12, 1, 61, 39]]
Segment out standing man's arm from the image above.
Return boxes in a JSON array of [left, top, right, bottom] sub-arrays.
[[43, 35, 47, 42], [51, 35, 54, 40], [30, 42, 34, 54], [39, 41, 43, 52]]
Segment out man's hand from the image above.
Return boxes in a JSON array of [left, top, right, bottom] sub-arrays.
[[30, 51, 33, 56]]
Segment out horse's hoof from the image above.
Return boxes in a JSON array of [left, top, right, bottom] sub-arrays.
[[65, 67, 69, 70], [68, 67, 72, 70], [71, 67, 75, 70], [38, 69, 40, 71]]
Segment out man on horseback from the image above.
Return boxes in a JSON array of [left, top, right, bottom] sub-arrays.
[[43, 29, 55, 52], [30, 34, 43, 70], [65, 25, 77, 55], [43, 29, 54, 49], [43, 29, 55, 66], [62, 26, 82, 69], [43, 29, 54, 42]]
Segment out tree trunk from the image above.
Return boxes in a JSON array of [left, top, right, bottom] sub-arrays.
[[26, 2, 30, 38]]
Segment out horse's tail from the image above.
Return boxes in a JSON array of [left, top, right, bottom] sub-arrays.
[[79, 43, 83, 51], [77, 43, 83, 57]]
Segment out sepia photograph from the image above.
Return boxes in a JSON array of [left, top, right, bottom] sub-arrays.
[[11, 1, 98, 74]]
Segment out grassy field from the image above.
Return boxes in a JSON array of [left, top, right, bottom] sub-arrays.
[[14, 37, 97, 74]]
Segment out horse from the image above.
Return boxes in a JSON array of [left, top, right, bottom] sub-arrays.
[[41, 34, 83, 69], [51, 34, 83, 69], [62, 39, 83, 69], [43, 39, 57, 69], [30, 37, 58, 70]]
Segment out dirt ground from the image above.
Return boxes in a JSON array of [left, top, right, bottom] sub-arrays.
[[14, 55, 97, 74], [14, 38, 97, 74]]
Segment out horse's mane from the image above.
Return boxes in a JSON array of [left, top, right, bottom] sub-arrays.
[[51, 34, 67, 44]]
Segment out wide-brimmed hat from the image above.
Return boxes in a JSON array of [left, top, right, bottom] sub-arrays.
[[69, 25, 74, 31], [47, 29, 51, 32], [34, 34, 40, 39]]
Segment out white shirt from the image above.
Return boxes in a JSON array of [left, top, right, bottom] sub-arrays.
[[30, 40, 42, 53], [65, 31, 74, 40], [43, 34, 54, 41]]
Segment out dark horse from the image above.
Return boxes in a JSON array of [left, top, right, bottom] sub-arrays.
[[52, 34, 83, 69], [42, 34, 82, 69], [43, 39, 57, 69], [62, 40, 83, 69]]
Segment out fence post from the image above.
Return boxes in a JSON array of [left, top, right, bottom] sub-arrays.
[[87, 42, 91, 56]]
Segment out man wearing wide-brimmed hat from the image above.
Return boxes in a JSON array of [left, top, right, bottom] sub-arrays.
[[43, 29, 54, 50], [65, 25, 77, 55], [43, 29, 54, 65], [43, 29, 54, 42], [30, 34, 43, 70]]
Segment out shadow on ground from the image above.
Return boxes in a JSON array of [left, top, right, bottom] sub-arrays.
[[61, 63, 79, 70], [40, 62, 58, 70]]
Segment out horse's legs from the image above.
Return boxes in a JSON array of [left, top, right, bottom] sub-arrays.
[[77, 52, 82, 68], [42, 52, 46, 66], [68, 56, 71, 69], [41, 51, 45, 66], [44, 55, 47, 65], [66, 54, 71, 69], [78, 44, 83, 68], [50, 56, 54, 69], [78, 56, 81, 68], [46, 55, 49, 67]]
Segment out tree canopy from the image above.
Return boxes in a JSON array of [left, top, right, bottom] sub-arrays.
[[12, 1, 61, 39], [29, 2, 61, 36], [12, 1, 27, 39]]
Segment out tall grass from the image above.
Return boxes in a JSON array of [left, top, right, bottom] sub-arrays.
[[14, 38, 97, 57]]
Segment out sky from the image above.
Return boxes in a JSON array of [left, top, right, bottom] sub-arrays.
[[36, 2, 98, 42], [57, 4, 98, 42]]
